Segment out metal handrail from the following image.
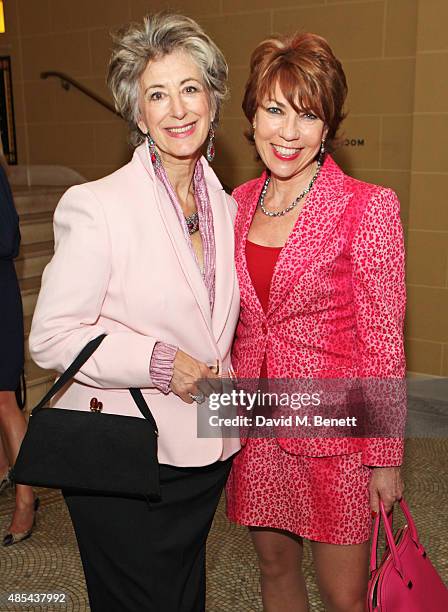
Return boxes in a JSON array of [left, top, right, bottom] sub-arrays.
[[40, 71, 121, 118]]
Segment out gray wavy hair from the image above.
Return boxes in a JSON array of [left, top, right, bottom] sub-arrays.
[[107, 12, 228, 146]]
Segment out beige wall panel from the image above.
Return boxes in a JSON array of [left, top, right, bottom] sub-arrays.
[[381, 115, 413, 171], [15, 123, 29, 165], [332, 116, 381, 172], [213, 164, 263, 192], [49, 0, 87, 32], [0, 32, 14, 49], [416, 0, 448, 52], [405, 337, 442, 375], [49, 0, 130, 32], [273, 2, 384, 60], [84, 77, 112, 103], [3, 0, 19, 36], [344, 59, 415, 115], [70, 164, 121, 182], [411, 116, 448, 173], [12, 86, 26, 128], [24, 79, 115, 125], [406, 231, 448, 287], [59, 76, 114, 120], [224, 0, 324, 11], [94, 121, 132, 167], [21, 31, 90, 80], [4, 39, 24, 71], [27, 123, 95, 167], [22, 80, 57, 124], [89, 28, 114, 78], [199, 12, 271, 66], [129, 0, 221, 20], [17, 0, 52, 36], [408, 174, 448, 232], [414, 53, 448, 113], [384, 0, 417, 57], [215, 117, 261, 186], [12, 79, 26, 127], [406, 286, 448, 342], [225, 67, 249, 119]]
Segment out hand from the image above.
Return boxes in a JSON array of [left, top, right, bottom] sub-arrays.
[[170, 349, 220, 404], [368, 466, 404, 515]]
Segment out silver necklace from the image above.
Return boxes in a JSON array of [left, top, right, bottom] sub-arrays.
[[259, 160, 322, 218]]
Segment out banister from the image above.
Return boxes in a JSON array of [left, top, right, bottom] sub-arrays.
[[40, 71, 121, 118]]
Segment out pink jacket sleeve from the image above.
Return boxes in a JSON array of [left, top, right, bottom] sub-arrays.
[[351, 188, 406, 466], [29, 185, 160, 388]]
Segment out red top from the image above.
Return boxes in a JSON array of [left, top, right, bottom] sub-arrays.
[[245, 239, 282, 378]]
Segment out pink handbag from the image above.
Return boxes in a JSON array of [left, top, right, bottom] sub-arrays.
[[367, 498, 448, 611]]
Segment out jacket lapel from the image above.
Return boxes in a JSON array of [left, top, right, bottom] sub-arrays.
[[234, 174, 267, 319], [267, 156, 351, 316], [135, 145, 212, 332], [202, 162, 237, 343]]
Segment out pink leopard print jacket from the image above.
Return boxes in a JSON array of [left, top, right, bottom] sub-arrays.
[[232, 155, 406, 466]]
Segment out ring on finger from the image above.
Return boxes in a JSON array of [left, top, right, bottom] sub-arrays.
[[189, 392, 206, 404]]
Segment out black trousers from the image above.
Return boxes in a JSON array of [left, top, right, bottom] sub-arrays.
[[63, 458, 232, 612]]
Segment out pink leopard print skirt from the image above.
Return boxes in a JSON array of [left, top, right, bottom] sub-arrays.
[[226, 439, 372, 545]]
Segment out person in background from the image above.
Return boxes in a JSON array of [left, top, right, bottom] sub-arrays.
[[226, 32, 405, 612], [29, 13, 239, 612], [0, 141, 39, 546]]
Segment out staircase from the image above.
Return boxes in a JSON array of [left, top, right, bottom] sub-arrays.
[[13, 186, 65, 412]]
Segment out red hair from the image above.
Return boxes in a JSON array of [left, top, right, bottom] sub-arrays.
[[243, 32, 348, 149]]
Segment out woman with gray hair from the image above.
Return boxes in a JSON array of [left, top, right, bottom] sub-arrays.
[[29, 12, 240, 612]]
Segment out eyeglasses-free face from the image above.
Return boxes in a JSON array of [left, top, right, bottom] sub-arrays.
[[253, 82, 327, 182], [138, 50, 213, 166]]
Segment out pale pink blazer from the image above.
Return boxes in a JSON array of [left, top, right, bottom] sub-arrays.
[[29, 144, 240, 467], [232, 155, 406, 466]]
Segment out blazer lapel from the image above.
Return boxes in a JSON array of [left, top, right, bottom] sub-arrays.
[[135, 145, 212, 332], [267, 156, 351, 316], [234, 175, 267, 319], [203, 162, 237, 342]]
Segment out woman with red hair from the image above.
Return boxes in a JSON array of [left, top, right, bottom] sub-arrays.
[[226, 33, 406, 611]]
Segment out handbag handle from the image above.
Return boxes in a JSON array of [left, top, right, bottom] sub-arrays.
[[370, 503, 393, 575], [30, 334, 158, 433], [370, 498, 422, 579]]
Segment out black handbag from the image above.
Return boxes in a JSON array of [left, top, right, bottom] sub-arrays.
[[13, 335, 160, 500]]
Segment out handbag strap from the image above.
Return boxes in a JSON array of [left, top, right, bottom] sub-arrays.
[[129, 388, 158, 432], [370, 499, 423, 579], [370, 504, 394, 575], [31, 334, 108, 413], [31, 335, 158, 433]]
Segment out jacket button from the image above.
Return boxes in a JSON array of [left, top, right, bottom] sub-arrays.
[[90, 397, 103, 412], [261, 322, 268, 334]]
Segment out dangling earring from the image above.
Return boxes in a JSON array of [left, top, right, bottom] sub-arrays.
[[318, 138, 326, 165], [320, 138, 326, 158], [206, 126, 215, 162], [146, 133, 161, 169]]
